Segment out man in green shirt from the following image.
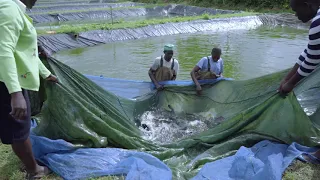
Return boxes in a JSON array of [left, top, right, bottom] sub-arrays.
[[0, 0, 58, 178]]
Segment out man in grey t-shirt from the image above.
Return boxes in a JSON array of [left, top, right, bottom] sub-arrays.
[[191, 48, 223, 95]]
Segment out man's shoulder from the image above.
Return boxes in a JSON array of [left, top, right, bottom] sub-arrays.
[[195, 56, 205, 63], [154, 56, 162, 61], [196, 57, 207, 68], [199, 56, 208, 62]]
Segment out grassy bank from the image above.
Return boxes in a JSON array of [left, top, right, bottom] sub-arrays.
[[37, 12, 257, 34], [135, 0, 292, 13]]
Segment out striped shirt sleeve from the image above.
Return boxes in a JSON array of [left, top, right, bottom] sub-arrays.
[[298, 15, 320, 77], [297, 49, 307, 65]]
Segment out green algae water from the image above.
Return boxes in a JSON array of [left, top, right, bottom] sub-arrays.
[[53, 25, 308, 81]]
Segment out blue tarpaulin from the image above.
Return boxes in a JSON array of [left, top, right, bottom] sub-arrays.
[[30, 121, 172, 180], [192, 140, 319, 180], [31, 127, 319, 180], [85, 75, 233, 99]]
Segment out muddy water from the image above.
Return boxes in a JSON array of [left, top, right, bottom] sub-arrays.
[[54, 25, 308, 81]]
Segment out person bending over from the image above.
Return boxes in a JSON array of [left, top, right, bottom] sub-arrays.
[[149, 44, 180, 90], [191, 48, 224, 95]]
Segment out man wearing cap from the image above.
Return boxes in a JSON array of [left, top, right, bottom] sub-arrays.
[[191, 47, 224, 95], [0, 0, 58, 179], [148, 44, 180, 90]]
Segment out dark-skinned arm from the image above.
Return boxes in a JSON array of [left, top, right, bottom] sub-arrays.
[[148, 68, 163, 90], [280, 63, 300, 85], [191, 66, 202, 95]]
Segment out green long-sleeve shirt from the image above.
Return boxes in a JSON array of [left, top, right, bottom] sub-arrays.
[[0, 0, 51, 94]]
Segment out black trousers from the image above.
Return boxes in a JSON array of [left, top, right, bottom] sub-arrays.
[[0, 82, 31, 144]]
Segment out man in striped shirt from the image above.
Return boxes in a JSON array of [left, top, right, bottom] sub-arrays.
[[278, 0, 320, 94], [279, 0, 320, 161]]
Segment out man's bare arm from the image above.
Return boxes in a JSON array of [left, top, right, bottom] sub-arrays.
[[148, 68, 162, 89]]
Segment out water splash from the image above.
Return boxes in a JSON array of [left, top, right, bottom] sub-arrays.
[[137, 108, 224, 144]]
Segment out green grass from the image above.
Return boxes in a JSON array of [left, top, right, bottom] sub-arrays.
[[37, 12, 257, 34], [0, 143, 125, 180], [0, 143, 24, 180], [283, 160, 320, 180]]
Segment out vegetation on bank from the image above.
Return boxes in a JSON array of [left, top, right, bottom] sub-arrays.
[[134, 0, 292, 13], [37, 12, 257, 34]]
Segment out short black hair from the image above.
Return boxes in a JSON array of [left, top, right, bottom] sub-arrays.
[[211, 48, 222, 56]]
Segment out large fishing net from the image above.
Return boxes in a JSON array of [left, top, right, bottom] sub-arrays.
[[31, 56, 320, 179]]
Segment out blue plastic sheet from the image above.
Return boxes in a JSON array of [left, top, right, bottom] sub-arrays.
[[192, 140, 319, 180], [30, 121, 172, 180], [85, 75, 233, 99]]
